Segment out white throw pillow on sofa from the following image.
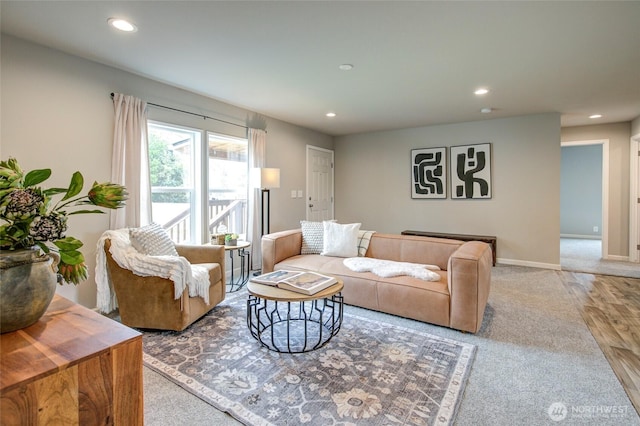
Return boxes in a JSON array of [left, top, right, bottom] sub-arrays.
[[321, 221, 361, 257]]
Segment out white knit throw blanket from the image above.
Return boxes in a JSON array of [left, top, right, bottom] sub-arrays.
[[343, 257, 441, 281], [95, 229, 211, 313]]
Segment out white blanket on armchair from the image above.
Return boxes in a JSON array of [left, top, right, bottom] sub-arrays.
[[343, 257, 441, 281], [95, 229, 210, 313]]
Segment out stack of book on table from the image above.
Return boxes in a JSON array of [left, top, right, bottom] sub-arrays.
[[251, 270, 337, 295]]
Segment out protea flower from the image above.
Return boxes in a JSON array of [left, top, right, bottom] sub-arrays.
[[88, 182, 127, 209], [0, 188, 46, 220], [29, 212, 67, 242], [57, 261, 88, 285], [0, 158, 24, 190]]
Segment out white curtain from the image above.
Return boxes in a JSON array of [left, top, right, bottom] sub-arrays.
[[110, 93, 152, 229], [248, 128, 266, 271]]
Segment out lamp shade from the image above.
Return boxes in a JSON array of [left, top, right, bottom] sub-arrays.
[[252, 168, 280, 189]]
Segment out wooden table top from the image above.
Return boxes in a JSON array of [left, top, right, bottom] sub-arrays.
[[247, 279, 344, 302], [0, 295, 141, 393], [223, 240, 251, 251]]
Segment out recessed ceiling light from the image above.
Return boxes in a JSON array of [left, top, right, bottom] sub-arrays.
[[108, 18, 137, 32], [480, 108, 492, 114], [338, 64, 354, 71], [326, 112, 337, 118], [474, 88, 489, 95], [589, 114, 602, 119]]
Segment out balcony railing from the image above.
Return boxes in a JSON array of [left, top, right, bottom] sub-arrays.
[[156, 199, 247, 244]]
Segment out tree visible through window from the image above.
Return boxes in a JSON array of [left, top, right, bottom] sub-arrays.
[[148, 135, 187, 203]]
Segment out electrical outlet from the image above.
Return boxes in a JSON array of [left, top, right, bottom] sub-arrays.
[[593, 226, 599, 232]]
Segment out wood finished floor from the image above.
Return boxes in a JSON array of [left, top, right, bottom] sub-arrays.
[[560, 271, 640, 416]]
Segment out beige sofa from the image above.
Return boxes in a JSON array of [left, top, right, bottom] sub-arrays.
[[261, 230, 492, 333]]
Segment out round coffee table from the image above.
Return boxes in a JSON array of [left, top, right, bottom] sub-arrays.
[[246, 279, 344, 353]]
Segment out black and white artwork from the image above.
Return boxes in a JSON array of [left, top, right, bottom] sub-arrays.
[[450, 143, 492, 199], [411, 147, 447, 199]]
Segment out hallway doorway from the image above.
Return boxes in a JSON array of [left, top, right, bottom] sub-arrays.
[[560, 140, 609, 260]]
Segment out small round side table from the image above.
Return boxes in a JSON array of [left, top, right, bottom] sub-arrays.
[[224, 240, 251, 292]]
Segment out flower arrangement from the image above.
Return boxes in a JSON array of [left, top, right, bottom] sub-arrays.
[[0, 158, 127, 284]]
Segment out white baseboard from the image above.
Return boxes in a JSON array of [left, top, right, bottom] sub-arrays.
[[605, 254, 630, 262], [497, 258, 562, 271], [560, 234, 601, 240]]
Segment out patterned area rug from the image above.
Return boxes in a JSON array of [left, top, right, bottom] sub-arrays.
[[142, 291, 476, 425]]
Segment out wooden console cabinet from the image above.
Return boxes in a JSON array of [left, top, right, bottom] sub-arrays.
[[402, 230, 497, 266], [0, 295, 143, 425]]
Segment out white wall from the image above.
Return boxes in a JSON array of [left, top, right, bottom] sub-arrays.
[[334, 113, 562, 268], [1, 35, 332, 308]]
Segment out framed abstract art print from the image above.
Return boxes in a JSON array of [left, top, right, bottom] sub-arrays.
[[411, 147, 447, 199], [450, 143, 492, 199]]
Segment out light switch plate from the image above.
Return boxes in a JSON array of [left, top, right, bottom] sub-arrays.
[[297, 190, 303, 198], [291, 190, 297, 198]]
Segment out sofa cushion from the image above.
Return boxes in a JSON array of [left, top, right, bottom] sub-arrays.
[[322, 221, 361, 257], [274, 253, 450, 325]]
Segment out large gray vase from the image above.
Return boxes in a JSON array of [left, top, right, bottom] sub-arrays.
[[0, 247, 59, 333]]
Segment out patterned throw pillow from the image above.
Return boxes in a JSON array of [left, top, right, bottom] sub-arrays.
[[129, 223, 178, 256], [300, 221, 324, 254], [357, 230, 376, 257]]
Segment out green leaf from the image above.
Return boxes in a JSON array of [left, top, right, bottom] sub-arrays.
[[53, 236, 84, 251], [61, 171, 84, 201], [23, 169, 51, 187], [43, 187, 68, 196], [36, 242, 49, 253], [59, 249, 84, 265]]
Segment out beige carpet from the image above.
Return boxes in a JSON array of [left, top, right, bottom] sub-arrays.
[[560, 238, 640, 278]]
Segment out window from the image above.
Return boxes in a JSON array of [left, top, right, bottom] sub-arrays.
[[207, 132, 249, 238], [147, 121, 248, 245]]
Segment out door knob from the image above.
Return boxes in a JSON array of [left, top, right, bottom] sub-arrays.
[[309, 204, 314, 208]]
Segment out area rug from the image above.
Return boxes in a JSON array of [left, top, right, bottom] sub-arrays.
[[141, 291, 476, 426]]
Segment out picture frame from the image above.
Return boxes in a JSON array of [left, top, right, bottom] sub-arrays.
[[411, 147, 447, 199], [450, 143, 492, 199]]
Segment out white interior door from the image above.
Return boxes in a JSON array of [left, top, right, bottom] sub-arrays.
[[306, 146, 334, 221]]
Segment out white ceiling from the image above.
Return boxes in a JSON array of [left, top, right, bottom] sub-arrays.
[[2, 1, 639, 136]]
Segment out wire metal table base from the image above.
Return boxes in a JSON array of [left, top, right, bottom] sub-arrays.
[[226, 247, 250, 293], [246, 293, 343, 353]]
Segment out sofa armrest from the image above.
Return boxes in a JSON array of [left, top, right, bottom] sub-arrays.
[[261, 229, 303, 273], [447, 241, 492, 333], [176, 244, 225, 267]]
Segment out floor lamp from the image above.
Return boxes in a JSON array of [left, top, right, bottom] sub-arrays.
[[256, 168, 280, 236], [253, 168, 280, 275]]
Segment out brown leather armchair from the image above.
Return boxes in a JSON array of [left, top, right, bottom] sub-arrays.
[[103, 239, 226, 331]]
